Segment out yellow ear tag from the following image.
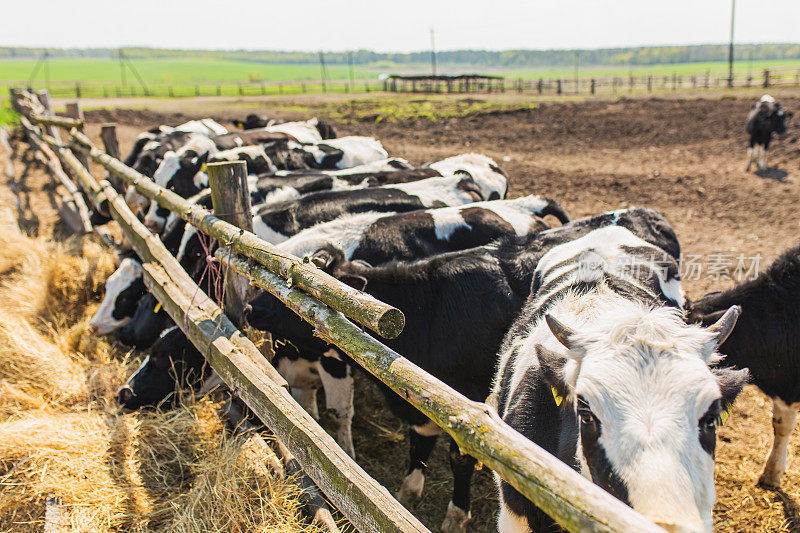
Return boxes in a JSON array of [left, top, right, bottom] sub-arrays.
[[551, 387, 564, 407], [200, 163, 207, 173], [154, 302, 162, 313], [719, 405, 732, 426]]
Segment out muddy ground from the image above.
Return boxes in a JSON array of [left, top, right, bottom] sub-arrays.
[[23, 91, 800, 531]]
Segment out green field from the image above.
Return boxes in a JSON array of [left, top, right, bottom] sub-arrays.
[[0, 58, 374, 84], [490, 59, 800, 79], [1, 56, 798, 100]]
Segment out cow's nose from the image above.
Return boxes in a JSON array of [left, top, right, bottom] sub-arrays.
[[116, 386, 135, 405]]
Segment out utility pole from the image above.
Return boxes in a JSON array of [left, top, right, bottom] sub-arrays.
[[728, 0, 735, 88], [119, 48, 127, 88], [347, 51, 355, 91], [430, 28, 437, 76], [318, 51, 328, 92], [43, 51, 50, 90]]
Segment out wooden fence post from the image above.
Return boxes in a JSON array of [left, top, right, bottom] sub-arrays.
[[556, 79, 562, 95], [590, 78, 596, 95], [36, 90, 60, 141], [206, 161, 254, 327], [763, 69, 770, 88], [64, 102, 90, 169], [100, 124, 125, 193]]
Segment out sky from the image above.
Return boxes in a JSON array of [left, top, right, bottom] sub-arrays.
[[2, 0, 799, 52]]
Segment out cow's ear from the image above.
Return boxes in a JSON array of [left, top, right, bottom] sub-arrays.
[[308, 249, 334, 270], [691, 309, 726, 327], [338, 274, 368, 292], [712, 367, 749, 423], [536, 345, 570, 407]]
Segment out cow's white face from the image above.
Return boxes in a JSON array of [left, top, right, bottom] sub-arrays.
[[88, 258, 144, 334], [545, 303, 746, 532]]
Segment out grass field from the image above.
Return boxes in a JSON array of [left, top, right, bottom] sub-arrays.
[[0, 58, 374, 84], [1, 56, 798, 101]]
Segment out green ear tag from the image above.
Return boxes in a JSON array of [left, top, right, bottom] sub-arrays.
[[551, 387, 564, 407], [719, 404, 732, 426], [154, 302, 162, 313]]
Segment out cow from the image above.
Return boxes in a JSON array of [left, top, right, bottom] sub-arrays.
[[492, 224, 748, 532], [746, 95, 792, 171], [87, 257, 145, 334], [687, 242, 800, 490], [250, 169, 508, 244], [123, 119, 228, 214], [243, 207, 684, 532], [280, 195, 570, 265], [233, 114, 271, 129], [116, 326, 209, 409], [89, 211, 199, 339]]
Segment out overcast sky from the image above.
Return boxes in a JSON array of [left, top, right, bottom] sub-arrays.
[[2, 0, 799, 52]]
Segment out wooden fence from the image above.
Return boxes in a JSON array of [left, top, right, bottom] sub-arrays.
[[7, 67, 800, 100], [9, 87, 666, 533]]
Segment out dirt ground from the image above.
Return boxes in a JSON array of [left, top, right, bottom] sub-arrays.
[[12, 90, 800, 531]]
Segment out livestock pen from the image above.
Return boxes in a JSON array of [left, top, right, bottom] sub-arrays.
[[6, 88, 667, 532]]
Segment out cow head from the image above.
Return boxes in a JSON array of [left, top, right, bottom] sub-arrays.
[[536, 303, 747, 532], [115, 293, 174, 349], [116, 327, 208, 410], [88, 258, 145, 334], [233, 114, 269, 130], [772, 106, 792, 136], [145, 139, 214, 233]]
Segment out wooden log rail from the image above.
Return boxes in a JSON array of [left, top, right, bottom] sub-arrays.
[[68, 130, 405, 340], [28, 122, 427, 533], [9, 91, 665, 532], [30, 113, 85, 130]]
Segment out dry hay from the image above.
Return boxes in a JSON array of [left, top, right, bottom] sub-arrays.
[[0, 220, 321, 532]]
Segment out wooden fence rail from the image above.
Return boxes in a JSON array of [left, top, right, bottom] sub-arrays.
[[10, 89, 666, 533]]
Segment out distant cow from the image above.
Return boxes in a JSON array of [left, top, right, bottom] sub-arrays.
[[687, 242, 800, 490], [493, 221, 747, 532], [746, 95, 792, 171]]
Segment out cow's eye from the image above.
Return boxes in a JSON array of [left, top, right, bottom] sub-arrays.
[[699, 413, 717, 432], [577, 396, 599, 433]]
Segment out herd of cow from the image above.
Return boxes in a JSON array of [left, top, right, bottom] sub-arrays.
[[84, 101, 797, 533]]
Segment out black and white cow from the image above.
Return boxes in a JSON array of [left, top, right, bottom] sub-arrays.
[[116, 326, 209, 409], [87, 257, 145, 334], [280, 195, 569, 265], [245, 208, 684, 532], [250, 169, 508, 244], [687, 242, 800, 490], [492, 223, 748, 532], [746, 95, 793, 171], [90, 210, 198, 339]]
